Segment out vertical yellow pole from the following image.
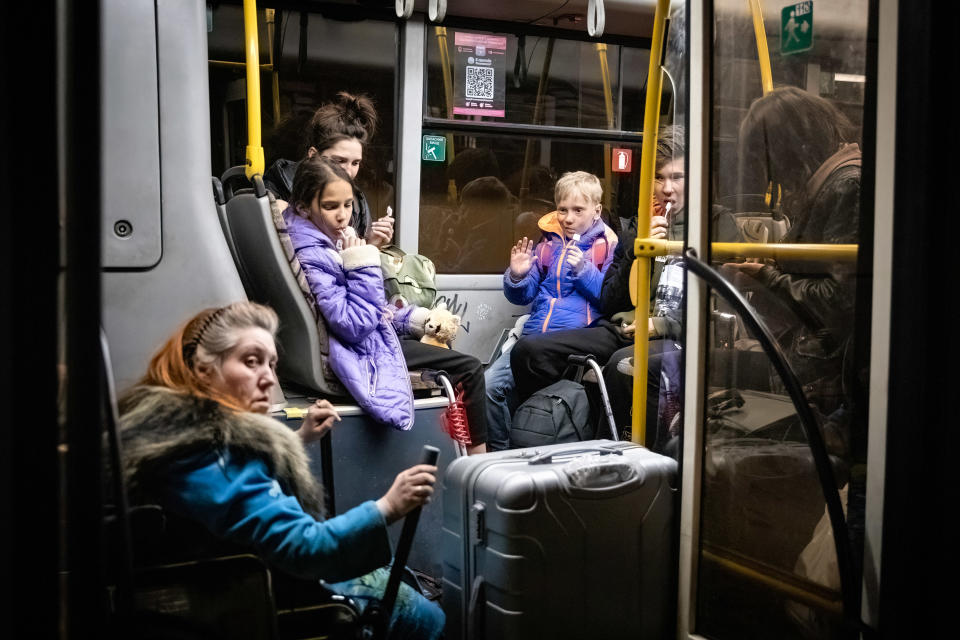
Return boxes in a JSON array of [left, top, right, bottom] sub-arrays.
[[243, 0, 265, 179], [748, 0, 774, 94], [435, 27, 456, 172], [631, 0, 671, 446], [596, 43, 615, 211], [266, 8, 281, 122]]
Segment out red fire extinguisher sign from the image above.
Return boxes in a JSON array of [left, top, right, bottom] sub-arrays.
[[612, 148, 632, 173]]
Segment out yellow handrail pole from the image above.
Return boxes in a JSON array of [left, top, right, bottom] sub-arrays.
[[435, 26, 456, 175], [266, 8, 281, 122], [243, 0, 265, 179], [596, 43, 615, 211], [520, 38, 555, 201], [748, 0, 774, 94], [631, 0, 671, 446], [711, 242, 858, 262], [638, 240, 858, 262]]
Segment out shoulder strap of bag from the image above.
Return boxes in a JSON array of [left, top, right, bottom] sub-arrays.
[[805, 144, 862, 201]]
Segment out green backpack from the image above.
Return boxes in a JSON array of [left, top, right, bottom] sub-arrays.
[[379, 244, 438, 308]]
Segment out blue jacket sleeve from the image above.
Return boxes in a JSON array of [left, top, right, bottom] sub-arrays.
[[571, 237, 616, 306], [297, 245, 386, 344], [502, 265, 542, 306], [164, 455, 392, 583]]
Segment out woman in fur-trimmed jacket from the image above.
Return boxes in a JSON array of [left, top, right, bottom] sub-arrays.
[[118, 301, 444, 640]]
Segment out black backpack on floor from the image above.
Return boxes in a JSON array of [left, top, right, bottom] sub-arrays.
[[510, 379, 594, 448]]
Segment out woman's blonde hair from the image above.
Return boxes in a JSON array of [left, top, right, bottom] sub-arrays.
[[139, 301, 279, 411], [554, 171, 603, 207]]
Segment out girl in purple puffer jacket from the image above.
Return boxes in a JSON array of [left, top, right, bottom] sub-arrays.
[[283, 156, 488, 453]]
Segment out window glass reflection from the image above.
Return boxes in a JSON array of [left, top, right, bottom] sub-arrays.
[[698, 2, 872, 638], [419, 133, 642, 274], [426, 27, 648, 131]]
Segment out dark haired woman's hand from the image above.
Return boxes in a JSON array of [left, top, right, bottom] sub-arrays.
[[366, 213, 394, 248], [297, 399, 341, 444], [376, 464, 438, 524]]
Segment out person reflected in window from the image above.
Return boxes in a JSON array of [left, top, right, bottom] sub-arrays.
[[444, 176, 516, 274], [485, 171, 618, 450], [510, 164, 558, 243], [118, 301, 444, 639], [264, 92, 394, 248], [421, 148, 505, 270], [723, 86, 861, 450]]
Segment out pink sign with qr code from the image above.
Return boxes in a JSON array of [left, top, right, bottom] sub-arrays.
[[453, 31, 507, 118]]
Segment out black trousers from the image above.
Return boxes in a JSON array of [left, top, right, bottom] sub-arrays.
[[509, 321, 632, 403], [400, 338, 487, 446], [602, 340, 683, 453]]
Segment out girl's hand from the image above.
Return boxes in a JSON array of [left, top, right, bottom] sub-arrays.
[[376, 464, 438, 524], [297, 399, 341, 444], [340, 229, 366, 250], [366, 213, 394, 248], [650, 215, 669, 239], [565, 246, 585, 273], [509, 237, 536, 279]]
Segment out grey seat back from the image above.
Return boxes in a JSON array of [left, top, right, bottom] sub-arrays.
[[224, 176, 347, 397], [733, 211, 790, 244]]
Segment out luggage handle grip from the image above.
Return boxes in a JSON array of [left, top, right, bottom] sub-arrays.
[[527, 446, 623, 465]]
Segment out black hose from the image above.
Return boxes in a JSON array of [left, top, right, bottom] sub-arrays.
[[683, 249, 861, 632]]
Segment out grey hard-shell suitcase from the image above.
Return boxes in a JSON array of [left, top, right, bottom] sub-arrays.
[[442, 440, 678, 639]]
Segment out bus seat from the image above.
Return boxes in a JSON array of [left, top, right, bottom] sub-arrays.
[[733, 211, 790, 244], [496, 313, 530, 358], [222, 171, 441, 399], [223, 173, 349, 398]]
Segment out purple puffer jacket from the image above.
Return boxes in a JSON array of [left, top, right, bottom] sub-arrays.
[[284, 208, 427, 430]]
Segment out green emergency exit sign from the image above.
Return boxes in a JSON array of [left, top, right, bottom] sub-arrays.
[[422, 135, 446, 162], [781, 1, 813, 55]]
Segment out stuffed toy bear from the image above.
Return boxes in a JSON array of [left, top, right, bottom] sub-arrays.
[[420, 302, 461, 349]]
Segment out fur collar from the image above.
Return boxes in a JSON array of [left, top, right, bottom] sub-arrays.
[[118, 386, 325, 518]]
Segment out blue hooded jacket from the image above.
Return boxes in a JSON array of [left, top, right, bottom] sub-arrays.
[[504, 212, 618, 335]]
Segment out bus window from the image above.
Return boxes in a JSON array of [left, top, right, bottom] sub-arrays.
[[419, 131, 642, 274], [207, 5, 398, 218], [697, 1, 874, 638], [421, 26, 652, 274]]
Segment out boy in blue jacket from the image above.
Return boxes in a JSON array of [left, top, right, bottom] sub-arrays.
[[484, 171, 618, 450]]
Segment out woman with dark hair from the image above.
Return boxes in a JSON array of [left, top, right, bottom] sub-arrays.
[[726, 86, 862, 427], [265, 91, 394, 247], [118, 301, 445, 639]]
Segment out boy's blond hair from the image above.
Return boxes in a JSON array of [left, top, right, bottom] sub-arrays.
[[554, 171, 603, 207]]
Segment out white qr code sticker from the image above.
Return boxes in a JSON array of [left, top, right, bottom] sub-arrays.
[[465, 66, 495, 100]]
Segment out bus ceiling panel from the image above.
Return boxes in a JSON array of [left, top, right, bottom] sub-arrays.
[[102, 0, 246, 391], [415, 0, 656, 39], [101, 0, 162, 269]]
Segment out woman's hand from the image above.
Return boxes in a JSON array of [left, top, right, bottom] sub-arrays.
[[509, 237, 536, 279], [376, 464, 438, 524], [366, 213, 394, 248], [297, 399, 341, 444], [565, 246, 585, 273], [721, 259, 765, 276]]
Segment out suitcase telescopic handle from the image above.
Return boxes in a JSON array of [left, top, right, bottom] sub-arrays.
[[368, 445, 440, 638], [527, 446, 623, 465]]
